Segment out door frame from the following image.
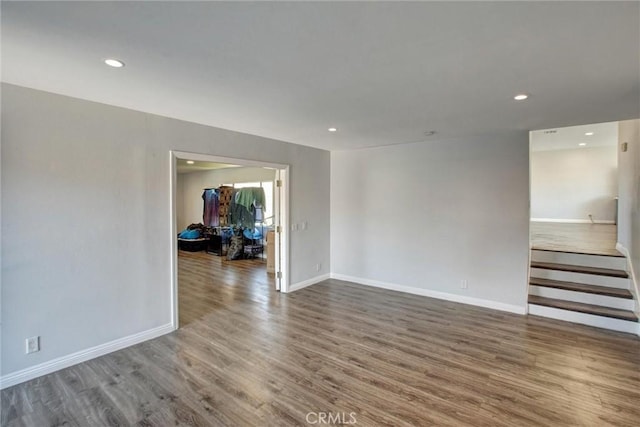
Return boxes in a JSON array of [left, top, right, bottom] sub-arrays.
[[169, 150, 290, 330]]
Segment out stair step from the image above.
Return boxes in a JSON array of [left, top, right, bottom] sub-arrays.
[[530, 268, 629, 288], [532, 248, 624, 257], [529, 277, 633, 299], [530, 249, 627, 270], [528, 304, 639, 334], [528, 295, 638, 321], [530, 261, 629, 278]]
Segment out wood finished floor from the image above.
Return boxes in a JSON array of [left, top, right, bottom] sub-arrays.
[[178, 250, 274, 327], [3, 251, 640, 426], [530, 222, 621, 256]]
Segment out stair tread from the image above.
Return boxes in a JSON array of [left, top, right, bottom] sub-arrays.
[[530, 261, 629, 278], [528, 295, 638, 321], [529, 277, 633, 299], [531, 248, 625, 258]]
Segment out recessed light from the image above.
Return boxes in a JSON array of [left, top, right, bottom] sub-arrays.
[[104, 58, 125, 68], [585, 132, 594, 136], [328, 127, 338, 132], [579, 143, 587, 146], [514, 94, 528, 101], [186, 160, 195, 165]]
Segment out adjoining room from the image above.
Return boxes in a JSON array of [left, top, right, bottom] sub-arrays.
[[528, 121, 638, 333], [530, 121, 619, 253], [175, 158, 282, 327]]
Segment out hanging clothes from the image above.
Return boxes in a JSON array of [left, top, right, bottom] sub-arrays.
[[218, 186, 234, 226], [235, 187, 265, 212], [202, 189, 220, 227], [230, 187, 265, 229]]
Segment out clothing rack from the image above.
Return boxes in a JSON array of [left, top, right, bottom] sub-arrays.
[[201, 186, 266, 259], [206, 225, 234, 256]]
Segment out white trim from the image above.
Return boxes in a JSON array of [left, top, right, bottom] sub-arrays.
[[170, 152, 179, 330], [171, 150, 288, 171], [329, 273, 526, 315], [0, 323, 174, 390], [531, 218, 615, 224], [273, 170, 281, 291], [277, 168, 290, 293], [616, 242, 640, 337], [287, 274, 330, 293], [526, 219, 531, 315]]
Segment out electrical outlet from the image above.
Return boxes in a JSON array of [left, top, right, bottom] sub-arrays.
[[316, 263, 321, 272], [291, 223, 298, 231], [461, 279, 468, 289], [26, 336, 40, 354], [302, 221, 308, 230]]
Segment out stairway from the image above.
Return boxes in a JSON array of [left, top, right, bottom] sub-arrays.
[[528, 249, 639, 334]]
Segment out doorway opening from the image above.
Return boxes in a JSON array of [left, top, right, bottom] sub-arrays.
[[170, 151, 289, 329], [529, 121, 620, 254], [526, 122, 638, 334]]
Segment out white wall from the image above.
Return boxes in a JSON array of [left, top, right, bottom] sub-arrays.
[[0, 84, 330, 378], [330, 131, 530, 312], [177, 167, 276, 231], [531, 146, 618, 222], [617, 119, 640, 313]]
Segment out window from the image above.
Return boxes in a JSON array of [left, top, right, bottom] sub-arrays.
[[261, 181, 274, 224], [224, 181, 275, 226], [233, 182, 260, 189]]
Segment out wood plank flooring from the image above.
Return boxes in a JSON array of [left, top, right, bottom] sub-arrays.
[[178, 250, 274, 327], [3, 251, 640, 426], [531, 222, 622, 256]]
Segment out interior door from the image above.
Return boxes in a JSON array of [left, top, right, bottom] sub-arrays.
[[274, 169, 283, 291]]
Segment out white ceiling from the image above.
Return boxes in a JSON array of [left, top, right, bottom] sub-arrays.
[[530, 121, 618, 152], [176, 159, 239, 174], [2, 2, 639, 151]]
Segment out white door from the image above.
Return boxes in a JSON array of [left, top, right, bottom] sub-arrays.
[[273, 168, 289, 292], [274, 169, 283, 291]]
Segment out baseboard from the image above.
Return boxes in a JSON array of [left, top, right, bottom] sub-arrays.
[[287, 273, 330, 293], [329, 273, 526, 315], [616, 242, 640, 337], [531, 218, 615, 224], [0, 323, 174, 390]]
